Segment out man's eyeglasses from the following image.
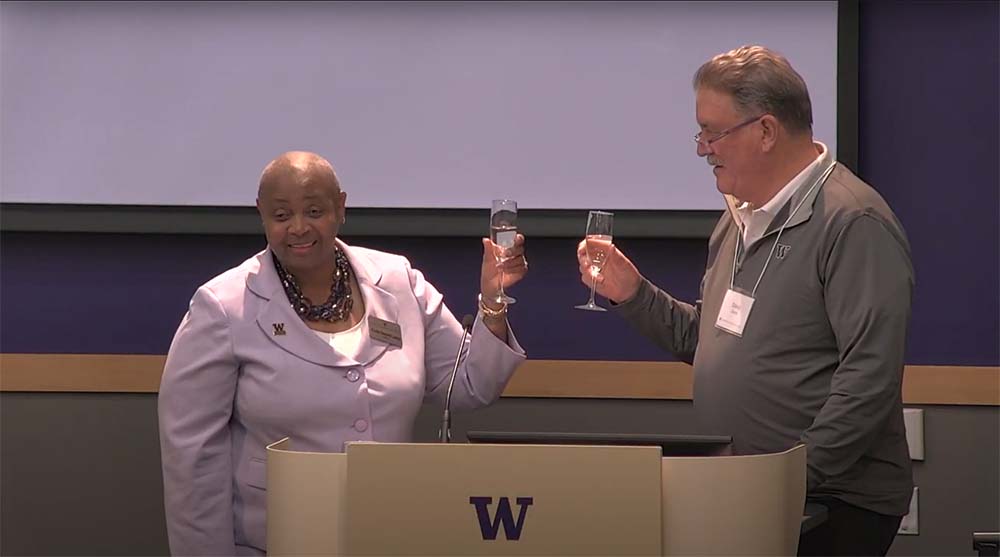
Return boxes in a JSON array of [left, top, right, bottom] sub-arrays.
[[693, 114, 765, 147]]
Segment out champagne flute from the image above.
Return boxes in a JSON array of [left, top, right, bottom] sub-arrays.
[[575, 210, 614, 312], [489, 199, 518, 304]]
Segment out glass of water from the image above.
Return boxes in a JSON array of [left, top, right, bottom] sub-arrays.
[[575, 210, 614, 312], [490, 199, 518, 304]]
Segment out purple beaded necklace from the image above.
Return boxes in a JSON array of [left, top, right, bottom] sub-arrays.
[[272, 247, 353, 322]]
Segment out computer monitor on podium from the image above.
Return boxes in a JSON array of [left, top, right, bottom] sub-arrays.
[[465, 431, 732, 457]]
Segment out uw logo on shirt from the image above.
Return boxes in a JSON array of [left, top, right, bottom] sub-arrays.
[[469, 496, 534, 540], [775, 243, 792, 260]]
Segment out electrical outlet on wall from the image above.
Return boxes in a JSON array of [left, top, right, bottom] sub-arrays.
[[898, 487, 919, 535], [903, 408, 924, 460]]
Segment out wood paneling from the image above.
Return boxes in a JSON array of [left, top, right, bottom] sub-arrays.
[[1, 354, 997, 405]]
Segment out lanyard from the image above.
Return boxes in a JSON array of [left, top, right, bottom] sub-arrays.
[[730, 161, 837, 296]]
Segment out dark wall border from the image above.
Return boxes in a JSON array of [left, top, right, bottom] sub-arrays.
[[0, 204, 722, 238], [836, 0, 860, 174]]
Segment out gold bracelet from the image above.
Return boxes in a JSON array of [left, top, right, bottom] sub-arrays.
[[477, 293, 508, 319]]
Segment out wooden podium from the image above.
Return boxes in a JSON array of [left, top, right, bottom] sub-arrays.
[[266, 439, 805, 556]]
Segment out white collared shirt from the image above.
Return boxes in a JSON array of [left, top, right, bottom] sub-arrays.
[[737, 142, 828, 249]]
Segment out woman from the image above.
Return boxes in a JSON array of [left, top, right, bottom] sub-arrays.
[[158, 151, 527, 555]]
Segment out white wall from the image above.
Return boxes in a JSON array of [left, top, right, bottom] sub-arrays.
[[1, 1, 837, 210]]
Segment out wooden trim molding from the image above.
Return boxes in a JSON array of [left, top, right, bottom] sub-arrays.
[[0, 354, 166, 393], [1, 354, 997, 406], [502, 360, 693, 400]]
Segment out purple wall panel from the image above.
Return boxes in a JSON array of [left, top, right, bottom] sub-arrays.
[[858, 0, 999, 365], [0, 232, 708, 361], [1, 1, 997, 366]]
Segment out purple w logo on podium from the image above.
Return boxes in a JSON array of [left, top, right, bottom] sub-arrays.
[[468, 496, 534, 540]]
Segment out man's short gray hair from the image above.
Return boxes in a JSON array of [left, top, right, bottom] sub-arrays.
[[693, 45, 813, 135]]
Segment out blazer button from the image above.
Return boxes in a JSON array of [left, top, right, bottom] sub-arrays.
[[354, 419, 369, 432], [345, 369, 361, 382]]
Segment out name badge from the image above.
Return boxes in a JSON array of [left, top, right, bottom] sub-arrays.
[[715, 288, 755, 337], [368, 316, 403, 348]]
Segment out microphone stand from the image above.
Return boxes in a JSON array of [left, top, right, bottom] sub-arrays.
[[440, 314, 475, 443]]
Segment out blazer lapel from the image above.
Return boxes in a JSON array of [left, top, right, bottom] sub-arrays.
[[248, 249, 360, 368], [247, 244, 401, 369], [340, 241, 399, 367]]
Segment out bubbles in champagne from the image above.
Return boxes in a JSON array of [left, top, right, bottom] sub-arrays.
[[586, 234, 613, 273]]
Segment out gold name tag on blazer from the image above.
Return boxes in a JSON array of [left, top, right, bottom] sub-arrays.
[[368, 316, 403, 348]]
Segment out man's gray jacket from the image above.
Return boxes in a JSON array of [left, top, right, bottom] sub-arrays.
[[616, 161, 914, 516]]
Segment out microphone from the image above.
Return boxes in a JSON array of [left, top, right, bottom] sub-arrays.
[[440, 314, 475, 443]]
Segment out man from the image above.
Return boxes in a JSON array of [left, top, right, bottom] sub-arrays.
[[578, 45, 913, 556]]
